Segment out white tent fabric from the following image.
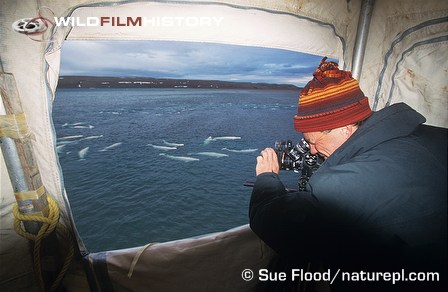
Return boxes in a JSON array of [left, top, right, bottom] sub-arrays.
[[64, 3, 343, 57], [365, 3, 448, 126], [388, 41, 447, 127], [1, 0, 447, 291]]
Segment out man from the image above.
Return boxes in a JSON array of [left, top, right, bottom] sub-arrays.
[[249, 58, 447, 291]]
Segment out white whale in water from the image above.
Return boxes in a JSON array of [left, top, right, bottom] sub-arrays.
[[62, 122, 87, 127], [62, 122, 94, 129], [73, 125, 94, 129], [221, 147, 258, 153], [159, 153, 199, 162], [80, 135, 103, 141], [147, 144, 177, 151], [204, 136, 241, 144], [99, 142, 122, 152], [163, 140, 185, 147], [193, 152, 229, 158], [58, 135, 84, 140], [78, 147, 89, 159]]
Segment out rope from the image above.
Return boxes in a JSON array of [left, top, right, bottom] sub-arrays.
[[13, 192, 75, 292], [127, 242, 159, 278]]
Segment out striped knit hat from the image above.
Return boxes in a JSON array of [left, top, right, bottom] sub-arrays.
[[294, 57, 372, 132]]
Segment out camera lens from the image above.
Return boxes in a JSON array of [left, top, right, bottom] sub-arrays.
[[296, 138, 311, 154]]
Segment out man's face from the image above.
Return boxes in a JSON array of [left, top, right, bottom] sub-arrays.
[[303, 127, 349, 159]]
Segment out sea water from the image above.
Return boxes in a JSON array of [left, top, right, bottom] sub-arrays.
[[53, 88, 301, 251]]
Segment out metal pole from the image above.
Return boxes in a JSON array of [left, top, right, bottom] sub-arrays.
[[0, 99, 42, 231], [0, 106, 28, 191], [0, 74, 47, 233], [1, 73, 64, 290], [351, 0, 375, 80]]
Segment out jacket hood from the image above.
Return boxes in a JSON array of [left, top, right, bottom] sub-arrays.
[[326, 103, 426, 165]]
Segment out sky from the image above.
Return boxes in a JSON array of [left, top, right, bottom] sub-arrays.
[[60, 40, 326, 87]]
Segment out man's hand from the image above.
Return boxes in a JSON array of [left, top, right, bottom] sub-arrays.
[[256, 148, 280, 176]]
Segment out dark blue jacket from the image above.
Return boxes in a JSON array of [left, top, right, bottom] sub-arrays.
[[250, 103, 447, 288]]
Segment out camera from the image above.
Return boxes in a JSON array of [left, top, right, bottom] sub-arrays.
[[274, 138, 324, 190], [274, 138, 322, 171]]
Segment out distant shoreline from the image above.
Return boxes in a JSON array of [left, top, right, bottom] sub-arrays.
[[57, 76, 300, 91]]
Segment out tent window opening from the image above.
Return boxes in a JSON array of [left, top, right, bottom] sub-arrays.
[[53, 40, 326, 252]]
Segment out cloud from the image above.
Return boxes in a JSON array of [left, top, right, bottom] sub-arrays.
[[60, 40, 325, 86]]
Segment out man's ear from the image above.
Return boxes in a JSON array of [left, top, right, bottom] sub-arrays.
[[341, 125, 357, 139]]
